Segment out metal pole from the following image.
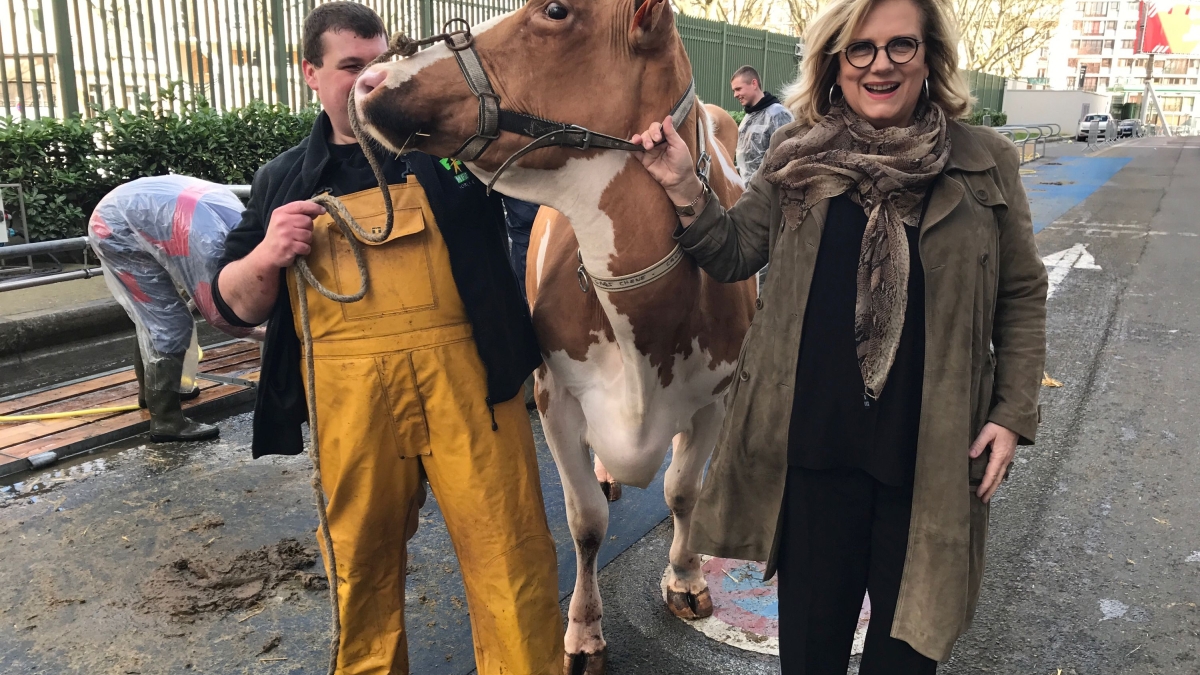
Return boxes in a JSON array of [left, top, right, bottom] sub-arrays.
[[51, 0, 81, 114], [271, 0, 289, 108], [420, 0, 434, 39], [0, 267, 105, 293], [719, 22, 728, 109]]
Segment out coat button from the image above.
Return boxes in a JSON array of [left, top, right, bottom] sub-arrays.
[[980, 252, 989, 265], [739, 370, 750, 382], [755, 297, 764, 310], [975, 189, 988, 200]]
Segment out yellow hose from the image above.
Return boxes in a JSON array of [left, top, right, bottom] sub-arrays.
[[0, 404, 141, 423]]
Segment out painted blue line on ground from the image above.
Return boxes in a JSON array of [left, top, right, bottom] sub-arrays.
[[1022, 156, 1131, 233], [403, 412, 670, 675]]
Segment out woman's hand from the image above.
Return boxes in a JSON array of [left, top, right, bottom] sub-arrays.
[[969, 422, 1019, 503], [632, 116, 704, 209]]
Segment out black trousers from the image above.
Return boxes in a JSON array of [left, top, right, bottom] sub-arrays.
[[776, 466, 938, 675]]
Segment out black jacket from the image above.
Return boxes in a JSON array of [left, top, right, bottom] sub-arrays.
[[213, 114, 542, 458]]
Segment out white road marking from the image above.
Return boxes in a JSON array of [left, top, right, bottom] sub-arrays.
[[1043, 243, 1102, 299]]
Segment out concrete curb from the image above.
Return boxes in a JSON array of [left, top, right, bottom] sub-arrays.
[[0, 298, 132, 359]]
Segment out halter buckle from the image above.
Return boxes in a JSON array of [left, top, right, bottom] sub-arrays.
[[442, 19, 474, 51], [696, 151, 712, 184]]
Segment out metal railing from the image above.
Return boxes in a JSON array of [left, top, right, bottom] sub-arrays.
[[993, 124, 1063, 164]]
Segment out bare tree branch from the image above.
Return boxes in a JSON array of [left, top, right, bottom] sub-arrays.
[[954, 0, 1062, 78]]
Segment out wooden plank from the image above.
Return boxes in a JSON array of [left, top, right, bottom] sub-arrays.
[[0, 375, 226, 450], [0, 453, 26, 471], [2, 384, 247, 460], [0, 342, 256, 417], [0, 370, 137, 416]]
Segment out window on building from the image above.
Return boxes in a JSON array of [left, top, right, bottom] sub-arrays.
[[1164, 59, 1189, 74], [1107, 21, 1118, 30], [1084, 76, 1099, 91], [1124, 20, 1138, 30], [1068, 58, 1080, 68], [1121, 39, 1136, 49], [1186, 97, 1196, 110], [1084, 20, 1104, 34], [1162, 97, 1183, 111], [1118, 58, 1132, 68], [1085, 62, 1102, 74], [1081, 1, 1109, 15], [1037, 68, 1047, 78], [1135, 58, 1146, 68], [1073, 20, 1084, 30], [1105, 40, 1116, 50], [1080, 40, 1105, 54], [1103, 58, 1113, 68]]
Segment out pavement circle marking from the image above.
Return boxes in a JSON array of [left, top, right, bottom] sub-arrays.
[[673, 556, 871, 656]]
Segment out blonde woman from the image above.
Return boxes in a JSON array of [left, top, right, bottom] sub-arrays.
[[633, 0, 1047, 671]]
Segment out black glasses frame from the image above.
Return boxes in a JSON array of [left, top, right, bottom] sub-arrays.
[[843, 37, 923, 69]]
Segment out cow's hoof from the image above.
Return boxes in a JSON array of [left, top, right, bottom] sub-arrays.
[[564, 648, 607, 675], [665, 587, 713, 620], [599, 480, 622, 502]]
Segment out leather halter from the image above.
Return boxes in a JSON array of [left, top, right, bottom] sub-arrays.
[[390, 20, 712, 293], [424, 20, 705, 192]]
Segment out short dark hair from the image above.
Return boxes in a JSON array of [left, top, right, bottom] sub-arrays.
[[731, 65, 761, 86], [302, 2, 387, 67]]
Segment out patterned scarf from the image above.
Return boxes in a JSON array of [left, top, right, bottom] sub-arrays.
[[762, 102, 949, 399]]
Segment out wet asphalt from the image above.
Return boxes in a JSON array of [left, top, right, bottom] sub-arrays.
[[2, 137, 1199, 674]]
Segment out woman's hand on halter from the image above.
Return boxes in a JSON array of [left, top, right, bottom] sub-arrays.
[[969, 422, 1019, 503], [633, 116, 706, 218]]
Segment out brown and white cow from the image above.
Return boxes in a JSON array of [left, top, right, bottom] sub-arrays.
[[354, 0, 756, 671]]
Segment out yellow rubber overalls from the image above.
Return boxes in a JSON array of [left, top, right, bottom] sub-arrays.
[[288, 176, 564, 675]]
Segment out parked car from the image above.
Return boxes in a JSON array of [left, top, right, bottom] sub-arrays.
[[1077, 113, 1113, 141], [1118, 119, 1143, 138]]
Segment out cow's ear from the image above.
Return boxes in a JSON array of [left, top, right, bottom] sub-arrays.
[[631, 0, 674, 51]]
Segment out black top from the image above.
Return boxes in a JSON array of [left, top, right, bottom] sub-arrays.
[[787, 194, 927, 486], [212, 113, 541, 458], [319, 140, 412, 197]]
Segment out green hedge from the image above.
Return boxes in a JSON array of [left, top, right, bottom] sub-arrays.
[[966, 108, 1007, 127], [0, 85, 317, 242]]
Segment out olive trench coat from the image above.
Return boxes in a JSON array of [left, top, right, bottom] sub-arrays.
[[676, 119, 1048, 661]]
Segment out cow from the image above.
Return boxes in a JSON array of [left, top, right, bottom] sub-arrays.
[[353, 0, 757, 671]]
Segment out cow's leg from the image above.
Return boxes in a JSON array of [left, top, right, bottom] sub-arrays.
[[593, 456, 622, 502], [661, 401, 723, 620], [538, 368, 609, 675]]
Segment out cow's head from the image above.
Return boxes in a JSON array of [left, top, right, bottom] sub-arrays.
[[353, 0, 689, 199]]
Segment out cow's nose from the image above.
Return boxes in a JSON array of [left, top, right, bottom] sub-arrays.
[[356, 67, 386, 100]]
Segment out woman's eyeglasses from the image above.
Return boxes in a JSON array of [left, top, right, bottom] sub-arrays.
[[843, 37, 922, 69]]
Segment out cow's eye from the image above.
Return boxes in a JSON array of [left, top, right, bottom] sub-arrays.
[[546, 2, 569, 19]]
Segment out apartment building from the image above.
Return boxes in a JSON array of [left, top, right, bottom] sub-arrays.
[[1015, 0, 1198, 132]]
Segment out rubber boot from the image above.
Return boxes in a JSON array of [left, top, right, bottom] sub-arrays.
[[146, 353, 219, 442], [133, 342, 147, 409], [134, 341, 198, 408]]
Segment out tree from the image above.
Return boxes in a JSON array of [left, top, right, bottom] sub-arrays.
[[955, 0, 1063, 78], [675, 0, 775, 29], [782, 0, 824, 37]]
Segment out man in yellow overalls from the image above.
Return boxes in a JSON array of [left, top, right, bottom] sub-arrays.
[[210, 4, 563, 673]]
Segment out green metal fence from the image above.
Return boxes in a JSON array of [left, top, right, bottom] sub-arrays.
[[0, 0, 1001, 121], [0, 0, 525, 119], [677, 14, 800, 110], [964, 69, 1005, 112]]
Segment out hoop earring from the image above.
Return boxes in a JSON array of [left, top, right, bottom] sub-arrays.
[[923, 78, 930, 99], [829, 83, 844, 107]]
